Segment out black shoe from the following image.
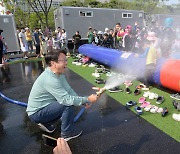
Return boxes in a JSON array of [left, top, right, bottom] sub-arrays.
[[134, 89, 140, 95], [162, 107, 168, 117], [108, 87, 123, 93], [38, 123, 56, 133], [125, 87, 131, 94], [156, 96, 165, 104], [61, 130, 82, 141], [95, 78, 106, 84]]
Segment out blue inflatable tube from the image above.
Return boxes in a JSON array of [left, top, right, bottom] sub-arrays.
[[78, 44, 164, 86], [0, 92, 85, 123], [79, 44, 180, 92]]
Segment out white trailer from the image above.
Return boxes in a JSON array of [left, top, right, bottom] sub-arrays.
[[54, 6, 145, 40], [0, 15, 20, 52]]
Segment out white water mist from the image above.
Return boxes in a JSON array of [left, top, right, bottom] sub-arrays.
[[105, 73, 135, 90]]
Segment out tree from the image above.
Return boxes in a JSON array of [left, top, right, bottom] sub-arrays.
[[26, 0, 53, 28]]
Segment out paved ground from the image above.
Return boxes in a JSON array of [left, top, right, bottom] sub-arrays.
[[0, 61, 180, 154]]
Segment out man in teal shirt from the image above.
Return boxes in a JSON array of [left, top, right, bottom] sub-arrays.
[[26, 50, 99, 141]]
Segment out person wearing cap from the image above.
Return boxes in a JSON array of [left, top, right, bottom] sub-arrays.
[[122, 25, 136, 52]]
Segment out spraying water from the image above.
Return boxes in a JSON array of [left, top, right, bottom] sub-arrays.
[[105, 73, 135, 90]]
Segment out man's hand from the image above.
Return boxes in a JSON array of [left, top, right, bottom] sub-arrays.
[[88, 94, 99, 104], [53, 138, 72, 154]]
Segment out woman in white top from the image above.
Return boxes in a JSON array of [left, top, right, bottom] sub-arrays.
[[60, 29, 69, 53]]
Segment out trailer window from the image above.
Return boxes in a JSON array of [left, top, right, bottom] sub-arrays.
[[122, 13, 133, 18], [86, 11, 93, 17], [79, 11, 86, 16], [3, 18, 9, 23], [79, 11, 93, 17]]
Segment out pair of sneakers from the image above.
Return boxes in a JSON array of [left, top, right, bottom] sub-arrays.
[[38, 123, 82, 141]]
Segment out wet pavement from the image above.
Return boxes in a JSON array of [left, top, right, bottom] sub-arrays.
[[0, 61, 180, 154]]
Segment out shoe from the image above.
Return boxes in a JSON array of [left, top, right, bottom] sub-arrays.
[[61, 130, 82, 141], [108, 87, 123, 93], [124, 81, 133, 87], [134, 106, 143, 115], [157, 107, 163, 113], [143, 91, 150, 97], [139, 97, 146, 104], [141, 87, 150, 91], [95, 78, 106, 84], [92, 72, 100, 78], [150, 106, 158, 113], [125, 101, 137, 109], [172, 100, 178, 109], [172, 113, 180, 122], [149, 92, 158, 100], [134, 89, 140, 95], [38, 123, 56, 133], [156, 96, 165, 104], [125, 87, 131, 94], [162, 107, 168, 117], [88, 63, 96, 67], [140, 101, 151, 108], [170, 93, 180, 100], [136, 83, 146, 89], [144, 105, 153, 112]]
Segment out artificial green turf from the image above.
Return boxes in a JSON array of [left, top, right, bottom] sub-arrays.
[[68, 57, 180, 142]]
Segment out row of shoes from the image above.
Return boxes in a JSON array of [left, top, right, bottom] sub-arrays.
[[126, 100, 168, 116]]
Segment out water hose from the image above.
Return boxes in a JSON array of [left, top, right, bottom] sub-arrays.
[[0, 91, 85, 123]]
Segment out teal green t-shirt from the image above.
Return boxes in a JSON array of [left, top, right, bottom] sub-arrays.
[[26, 68, 88, 116]]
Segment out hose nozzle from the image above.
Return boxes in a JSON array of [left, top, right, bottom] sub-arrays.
[[96, 87, 106, 96]]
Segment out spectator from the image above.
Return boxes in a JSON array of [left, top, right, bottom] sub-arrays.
[[60, 29, 69, 54], [18, 28, 29, 59], [25, 27, 33, 53], [72, 31, 81, 54], [47, 35, 53, 52], [101, 33, 110, 48], [87, 27, 94, 44], [33, 28, 41, 58], [112, 23, 125, 49], [0, 29, 3, 65]]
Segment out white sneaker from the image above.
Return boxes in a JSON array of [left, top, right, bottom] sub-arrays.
[[143, 91, 150, 98], [92, 72, 100, 78], [172, 113, 180, 122]]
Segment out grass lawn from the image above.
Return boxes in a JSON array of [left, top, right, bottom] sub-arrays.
[[7, 57, 180, 142], [67, 57, 180, 143]]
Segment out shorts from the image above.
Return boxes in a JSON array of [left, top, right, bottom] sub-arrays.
[[21, 44, 28, 52]]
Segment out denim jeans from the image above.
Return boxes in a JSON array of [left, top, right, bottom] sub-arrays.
[[29, 102, 74, 136]]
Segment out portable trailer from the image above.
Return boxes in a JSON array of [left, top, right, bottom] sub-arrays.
[[54, 6, 145, 40], [151, 14, 180, 28], [0, 15, 20, 52]]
